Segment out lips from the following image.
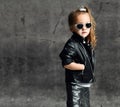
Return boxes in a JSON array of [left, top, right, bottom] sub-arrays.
[[82, 32, 87, 34]]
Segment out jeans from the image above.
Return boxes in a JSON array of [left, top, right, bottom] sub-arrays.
[[66, 82, 90, 107]]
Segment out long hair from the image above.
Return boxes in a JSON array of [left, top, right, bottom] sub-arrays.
[[68, 6, 97, 48]]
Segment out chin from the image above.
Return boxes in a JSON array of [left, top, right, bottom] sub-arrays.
[[81, 34, 88, 38]]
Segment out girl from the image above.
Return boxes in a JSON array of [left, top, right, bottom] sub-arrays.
[[59, 6, 97, 107]]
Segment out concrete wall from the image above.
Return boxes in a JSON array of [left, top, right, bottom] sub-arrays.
[[0, 0, 120, 107]]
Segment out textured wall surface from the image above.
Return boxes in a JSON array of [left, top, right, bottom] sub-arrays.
[[0, 0, 120, 107]]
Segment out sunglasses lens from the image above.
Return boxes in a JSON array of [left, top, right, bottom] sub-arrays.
[[75, 23, 91, 29], [76, 24, 83, 29], [86, 23, 91, 28]]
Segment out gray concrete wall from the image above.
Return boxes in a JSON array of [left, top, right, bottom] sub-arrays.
[[0, 0, 120, 107]]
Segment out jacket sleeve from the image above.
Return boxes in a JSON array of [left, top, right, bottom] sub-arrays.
[[59, 41, 76, 67]]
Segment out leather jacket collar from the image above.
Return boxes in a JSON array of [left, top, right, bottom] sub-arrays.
[[72, 32, 87, 44]]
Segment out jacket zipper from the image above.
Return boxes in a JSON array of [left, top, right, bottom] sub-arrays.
[[80, 43, 94, 75]]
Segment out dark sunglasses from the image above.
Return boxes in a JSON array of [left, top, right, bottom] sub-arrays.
[[75, 23, 92, 30]]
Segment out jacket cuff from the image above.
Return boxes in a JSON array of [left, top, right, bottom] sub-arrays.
[[62, 59, 73, 67]]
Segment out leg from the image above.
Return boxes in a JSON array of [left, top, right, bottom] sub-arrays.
[[80, 87, 90, 107], [66, 82, 90, 107]]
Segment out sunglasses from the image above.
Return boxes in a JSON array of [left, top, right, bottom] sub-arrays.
[[75, 23, 92, 30]]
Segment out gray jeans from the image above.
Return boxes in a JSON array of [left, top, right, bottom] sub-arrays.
[[66, 82, 90, 107]]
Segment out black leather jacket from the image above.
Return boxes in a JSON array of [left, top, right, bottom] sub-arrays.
[[59, 32, 95, 83]]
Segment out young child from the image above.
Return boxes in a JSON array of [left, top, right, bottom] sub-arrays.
[[59, 6, 97, 107]]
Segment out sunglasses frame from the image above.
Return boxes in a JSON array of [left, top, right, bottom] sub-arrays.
[[75, 23, 92, 30]]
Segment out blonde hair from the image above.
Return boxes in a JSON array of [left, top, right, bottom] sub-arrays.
[[68, 6, 97, 48]]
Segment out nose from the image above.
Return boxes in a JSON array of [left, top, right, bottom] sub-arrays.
[[82, 25, 87, 30]]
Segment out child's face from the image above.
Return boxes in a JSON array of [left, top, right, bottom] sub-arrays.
[[72, 13, 91, 38]]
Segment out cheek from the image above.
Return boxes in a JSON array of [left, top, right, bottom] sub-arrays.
[[88, 29, 91, 33]]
